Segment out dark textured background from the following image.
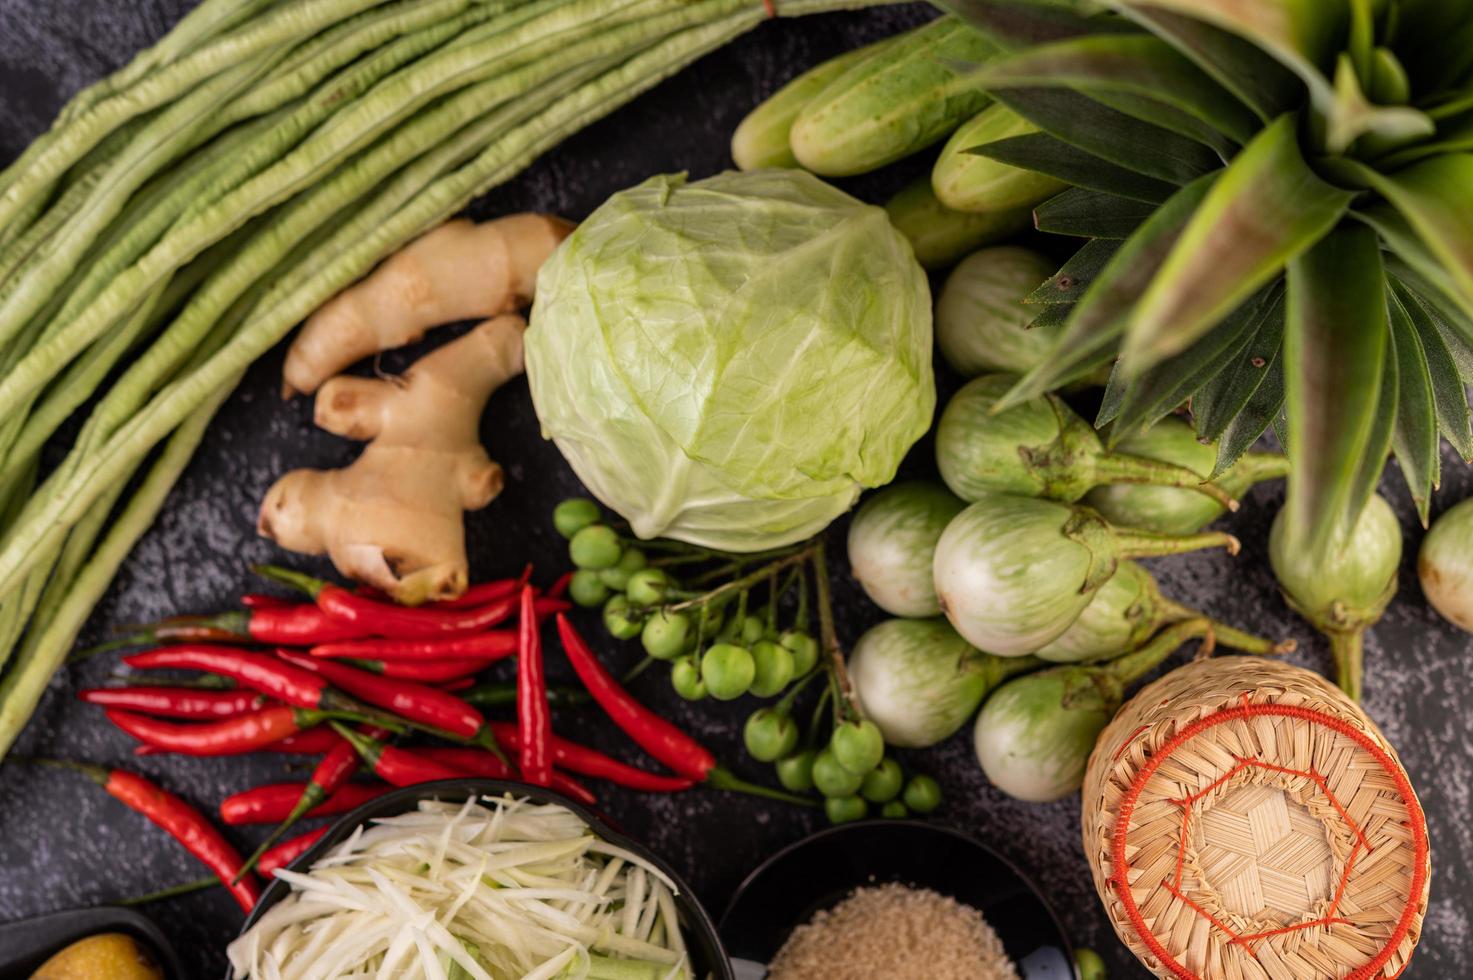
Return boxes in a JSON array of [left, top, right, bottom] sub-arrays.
[[0, 2, 1469, 977]]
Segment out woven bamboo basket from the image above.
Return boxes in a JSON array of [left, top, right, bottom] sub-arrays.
[[1082, 657, 1429, 980]]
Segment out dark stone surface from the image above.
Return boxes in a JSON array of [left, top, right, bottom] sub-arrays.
[[0, 3, 1469, 977]]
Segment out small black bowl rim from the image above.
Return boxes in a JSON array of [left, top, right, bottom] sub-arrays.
[[0, 905, 185, 980], [718, 818, 1075, 973], [231, 777, 733, 980]]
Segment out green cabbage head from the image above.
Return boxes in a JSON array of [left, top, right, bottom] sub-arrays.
[[526, 170, 934, 551]]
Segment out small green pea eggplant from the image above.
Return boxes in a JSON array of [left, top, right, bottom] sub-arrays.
[[933, 494, 1240, 656], [974, 618, 1213, 802], [935, 376, 1238, 509], [847, 482, 966, 618], [1084, 416, 1290, 535], [848, 618, 1041, 748], [1035, 560, 1293, 663], [1270, 493, 1401, 701]]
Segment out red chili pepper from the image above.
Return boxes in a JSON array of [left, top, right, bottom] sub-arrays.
[[278, 651, 487, 744], [547, 572, 573, 600], [257, 565, 537, 639], [439, 678, 475, 692], [240, 593, 291, 609], [329, 724, 467, 787], [236, 722, 393, 877], [79, 687, 268, 719], [516, 586, 553, 788], [123, 646, 334, 710], [556, 615, 715, 782], [118, 605, 371, 648], [132, 725, 343, 757], [106, 707, 323, 756], [220, 782, 388, 825], [340, 656, 497, 682], [259, 826, 329, 878], [38, 760, 260, 911], [309, 631, 518, 662], [486, 723, 693, 793], [414, 746, 598, 808], [434, 570, 529, 608]]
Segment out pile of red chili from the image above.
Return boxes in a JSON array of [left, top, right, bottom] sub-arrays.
[[61, 566, 776, 910]]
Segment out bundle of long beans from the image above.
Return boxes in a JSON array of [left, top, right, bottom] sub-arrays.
[[0, 0, 877, 759]]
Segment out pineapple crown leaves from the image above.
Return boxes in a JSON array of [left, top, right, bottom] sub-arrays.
[[942, 0, 1473, 557]]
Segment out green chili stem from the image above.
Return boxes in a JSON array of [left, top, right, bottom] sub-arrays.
[[705, 764, 818, 808], [117, 875, 219, 906]]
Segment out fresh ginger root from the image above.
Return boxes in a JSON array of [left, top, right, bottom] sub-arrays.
[[281, 213, 572, 397], [259, 315, 525, 604]]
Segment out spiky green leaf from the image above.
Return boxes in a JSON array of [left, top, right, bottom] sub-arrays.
[[1283, 225, 1389, 559], [1341, 318, 1398, 534], [1101, 284, 1279, 438], [1390, 0, 1473, 93], [1032, 187, 1153, 238], [989, 87, 1222, 183], [1112, 0, 1342, 113], [968, 132, 1177, 201], [1120, 114, 1354, 369], [1025, 239, 1121, 305], [973, 33, 1259, 144], [1391, 276, 1473, 461], [1375, 110, 1473, 169], [1116, 6, 1300, 121], [1387, 290, 1439, 523], [1004, 173, 1216, 408], [1211, 356, 1286, 478], [1350, 154, 1473, 322], [1325, 54, 1434, 155]]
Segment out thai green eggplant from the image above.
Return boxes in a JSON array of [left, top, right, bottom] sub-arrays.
[[1085, 417, 1290, 535], [933, 494, 1240, 656], [884, 178, 1030, 270], [789, 16, 996, 176], [1270, 493, 1401, 701], [847, 481, 965, 617], [1035, 560, 1293, 663], [935, 376, 1239, 508], [931, 103, 1067, 213], [730, 40, 888, 171], [934, 246, 1058, 378], [848, 617, 1040, 748], [1420, 498, 1473, 634], [973, 619, 1214, 802]]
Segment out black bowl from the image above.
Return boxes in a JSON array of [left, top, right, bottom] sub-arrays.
[[719, 820, 1076, 979], [0, 905, 184, 980], [231, 778, 733, 980]]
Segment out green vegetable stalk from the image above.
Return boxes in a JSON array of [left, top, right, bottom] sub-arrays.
[[933, 494, 1240, 656], [973, 618, 1215, 802], [1270, 493, 1401, 700], [1085, 416, 1290, 535], [935, 375, 1239, 508]]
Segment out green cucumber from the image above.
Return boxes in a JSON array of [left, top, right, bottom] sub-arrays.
[[884, 177, 1030, 270], [790, 16, 997, 176], [731, 38, 890, 170], [932, 103, 1069, 213]]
